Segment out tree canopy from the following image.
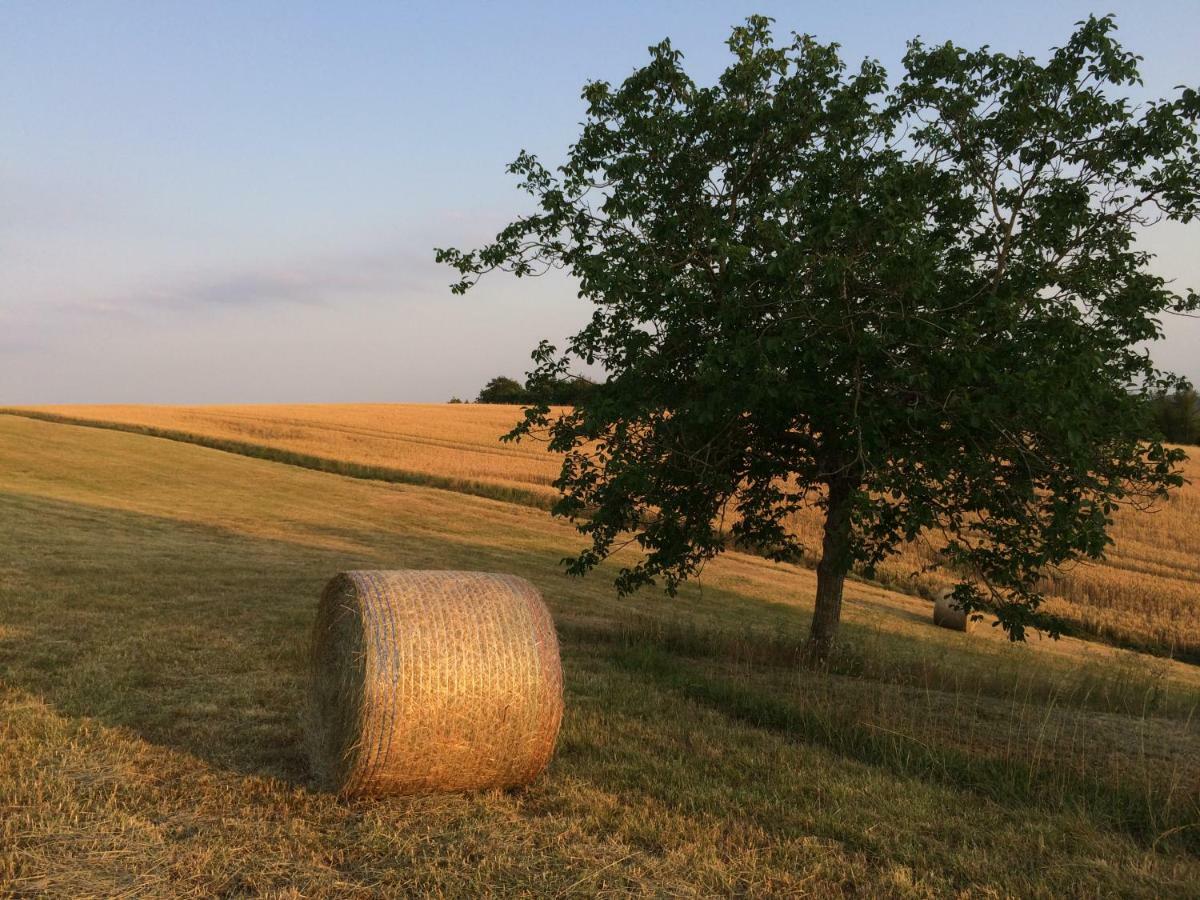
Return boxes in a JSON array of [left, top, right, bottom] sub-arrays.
[[437, 15, 1199, 657], [476, 376, 530, 404], [1149, 386, 1200, 445], [476, 374, 600, 405]]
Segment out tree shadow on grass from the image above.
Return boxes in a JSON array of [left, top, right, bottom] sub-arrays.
[[0, 489, 829, 789], [2, 488, 1116, 799], [6, 488, 1200, 872], [7, 488, 1199, 900], [0, 490, 440, 785]]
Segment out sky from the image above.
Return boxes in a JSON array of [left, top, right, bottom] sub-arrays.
[[2, 1, 1197, 403]]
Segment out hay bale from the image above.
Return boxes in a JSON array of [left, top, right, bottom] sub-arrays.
[[933, 588, 975, 633], [307, 570, 563, 797]]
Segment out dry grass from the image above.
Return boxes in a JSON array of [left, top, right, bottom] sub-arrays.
[[8, 403, 562, 504], [4, 403, 1199, 657], [2, 414, 1200, 896], [779, 454, 1200, 661], [7, 403, 1200, 648]]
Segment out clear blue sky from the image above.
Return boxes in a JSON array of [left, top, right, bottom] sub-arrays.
[[2, 1, 1197, 402]]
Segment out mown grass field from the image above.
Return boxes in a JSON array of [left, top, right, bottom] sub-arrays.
[[5, 404, 562, 506], [2, 413, 1199, 896], [8, 403, 1200, 662]]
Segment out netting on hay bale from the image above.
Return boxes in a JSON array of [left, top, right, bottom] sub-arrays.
[[307, 570, 563, 797]]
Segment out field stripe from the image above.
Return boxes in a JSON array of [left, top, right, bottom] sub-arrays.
[[0, 408, 556, 510]]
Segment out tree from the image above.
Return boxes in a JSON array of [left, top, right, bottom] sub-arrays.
[[537, 375, 601, 405], [475, 373, 601, 405], [476, 376, 531, 404], [437, 16, 1199, 659], [1150, 386, 1200, 444]]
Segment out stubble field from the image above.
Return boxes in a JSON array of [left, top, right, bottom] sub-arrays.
[[8, 403, 1199, 661], [0, 410, 1198, 895]]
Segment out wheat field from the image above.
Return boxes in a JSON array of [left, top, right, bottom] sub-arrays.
[[780, 452, 1200, 660], [7, 403, 1199, 660], [3, 413, 1200, 895], [11, 403, 563, 503]]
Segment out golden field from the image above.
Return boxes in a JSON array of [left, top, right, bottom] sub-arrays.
[[11, 403, 563, 504], [2, 413, 1199, 895], [780, 451, 1200, 660], [6, 403, 1200, 660]]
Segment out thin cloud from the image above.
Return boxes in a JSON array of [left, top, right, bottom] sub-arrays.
[[71, 245, 445, 316]]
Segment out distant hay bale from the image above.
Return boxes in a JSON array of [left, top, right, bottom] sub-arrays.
[[933, 588, 975, 633], [307, 570, 563, 797]]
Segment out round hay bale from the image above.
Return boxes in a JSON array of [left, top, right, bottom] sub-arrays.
[[932, 588, 975, 633], [307, 570, 563, 797]]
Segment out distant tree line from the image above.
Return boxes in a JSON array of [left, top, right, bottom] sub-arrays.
[[469, 374, 600, 405], [1148, 387, 1200, 445], [461, 379, 1200, 444]]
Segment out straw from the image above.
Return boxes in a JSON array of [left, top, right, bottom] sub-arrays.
[[933, 588, 975, 633], [307, 570, 563, 797]]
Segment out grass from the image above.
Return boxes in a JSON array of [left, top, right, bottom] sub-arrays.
[[777, 458, 1200, 663], [7, 402, 1196, 662], [2, 414, 1200, 896], [0, 406, 556, 509]]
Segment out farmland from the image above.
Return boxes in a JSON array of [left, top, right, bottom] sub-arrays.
[[5, 404, 562, 506], [1, 411, 1199, 896], [8, 403, 1200, 661]]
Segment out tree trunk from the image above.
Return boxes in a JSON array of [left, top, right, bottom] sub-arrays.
[[806, 476, 856, 663]]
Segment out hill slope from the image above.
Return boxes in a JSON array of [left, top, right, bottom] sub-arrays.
[[1, 415, 1199, 896], [6, 403, 1200, 660]]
